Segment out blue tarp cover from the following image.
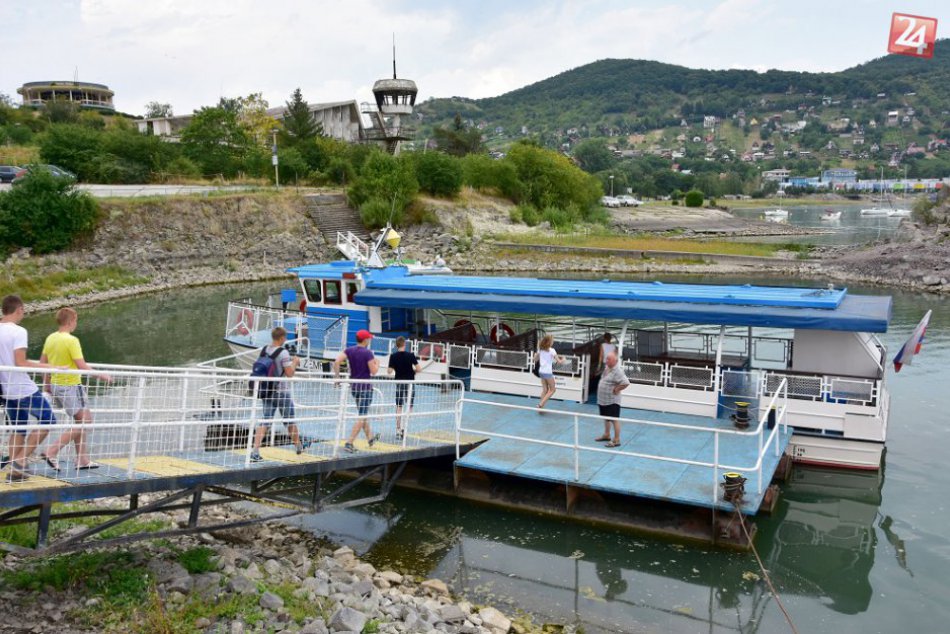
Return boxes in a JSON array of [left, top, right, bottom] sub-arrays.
[[354, 288, 892, 332]]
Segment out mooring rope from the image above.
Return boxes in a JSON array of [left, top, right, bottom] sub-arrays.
[[736, 509, 800, 634]]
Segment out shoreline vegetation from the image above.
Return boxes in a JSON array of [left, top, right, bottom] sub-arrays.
[[0, 496, 534, 634]]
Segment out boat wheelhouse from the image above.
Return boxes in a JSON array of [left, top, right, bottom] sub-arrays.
[[224, 240, 893, 471]]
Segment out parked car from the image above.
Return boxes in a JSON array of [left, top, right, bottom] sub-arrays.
[[616, 195, 644, 207], [600, 196, 621, 208], [11, 164, 76, 185], [0, 165, 23, 183]]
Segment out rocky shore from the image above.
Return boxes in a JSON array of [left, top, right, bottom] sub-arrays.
[[0, 497, 540, 634]]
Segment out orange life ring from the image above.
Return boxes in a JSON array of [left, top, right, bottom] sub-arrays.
[[236, 308, 254, 335], [453, 319, 477, 340], [299, 299, 307, 312], [490, 323, 514, 343]]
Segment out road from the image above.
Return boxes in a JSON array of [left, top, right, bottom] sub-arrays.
[[0, 183, 259, 197]]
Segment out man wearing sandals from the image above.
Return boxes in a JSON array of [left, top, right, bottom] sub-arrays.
[[595, 352, 629, 448], [0, 295, 60, 482], [40, 307, 112, 471]]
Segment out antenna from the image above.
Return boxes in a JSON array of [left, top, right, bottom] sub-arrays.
[[392, 33, 397, 79]]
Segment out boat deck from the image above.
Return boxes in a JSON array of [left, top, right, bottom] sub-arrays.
[[457, 393, 790, 515]]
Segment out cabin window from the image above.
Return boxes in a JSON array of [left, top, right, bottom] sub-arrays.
[[303, 279, 322, 303], [324, 280, 342, 305], [346, 282, 359, 303]]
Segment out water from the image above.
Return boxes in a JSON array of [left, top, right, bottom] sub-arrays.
[[729, 204, 906, 246], [18, 279, 950, 633]]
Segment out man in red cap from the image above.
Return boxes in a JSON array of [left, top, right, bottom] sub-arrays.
[[333, 329, 380, 452]]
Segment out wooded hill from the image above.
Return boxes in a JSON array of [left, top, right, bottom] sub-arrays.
[[417, 39, 950, 147]]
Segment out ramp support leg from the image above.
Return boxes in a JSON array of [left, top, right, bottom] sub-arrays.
[[188, 486, 204, 528], [36, 503, 52, 549]]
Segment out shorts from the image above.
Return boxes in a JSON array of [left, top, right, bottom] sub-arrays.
[[599, 403, 621, 419], [395, 383, 416, 408], [5, 391, 56, 433], [539, 372, 555, 380], [351, 385, 373, 416], [260, 391, 295, 425], [51, 384, 88, 417]]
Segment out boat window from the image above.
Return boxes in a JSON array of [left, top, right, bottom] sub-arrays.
[[346, 282, 359, 303], [324, 280, 342, 305], [303, 279, 322, 303]]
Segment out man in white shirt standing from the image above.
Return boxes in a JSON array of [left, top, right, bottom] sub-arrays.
[[0, 295, 60, 482]]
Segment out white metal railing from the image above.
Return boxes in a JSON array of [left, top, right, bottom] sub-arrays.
[[0, 364, 464, 489], [761, 371, 878, 407], [336, 231, 370, 262], [458, 379, 788, 504], [226, 300, 307, 344], [623, 360, 716, 391], [320, 316, 348, 352]]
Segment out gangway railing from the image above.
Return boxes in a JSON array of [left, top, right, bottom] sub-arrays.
[[336, 230, 370, 262], [0, 364, 464, 490], [456, 378, 788, 506]]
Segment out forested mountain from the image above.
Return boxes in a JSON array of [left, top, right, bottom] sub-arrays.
[[417, 39, 950, 145]]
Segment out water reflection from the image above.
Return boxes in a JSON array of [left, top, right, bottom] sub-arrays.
[[285, 463, 889, 632], [729, 204, 904, 246]]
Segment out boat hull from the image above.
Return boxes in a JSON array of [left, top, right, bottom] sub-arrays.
[[787, 434, 884, 470]]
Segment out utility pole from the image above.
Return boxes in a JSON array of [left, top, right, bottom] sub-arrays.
[[271, 128, 280, 189]]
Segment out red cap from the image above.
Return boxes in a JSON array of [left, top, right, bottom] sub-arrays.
[[356, 329, 374, 341]]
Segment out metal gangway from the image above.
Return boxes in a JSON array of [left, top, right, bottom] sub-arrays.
[[0, 361, 469, 554]]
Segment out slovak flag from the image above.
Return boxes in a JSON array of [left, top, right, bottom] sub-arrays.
[[893, 309, 932, 372]]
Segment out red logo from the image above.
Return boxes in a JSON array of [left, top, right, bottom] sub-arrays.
[[888, 13, 938, 59]]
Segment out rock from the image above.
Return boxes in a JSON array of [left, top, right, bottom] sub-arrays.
[[230, 621, 246, 634], [478, 607, 511, 633], [147, 559, 189, 585], [264, 559, 283, 576], [378, 571, 404, 585], [420, 579, 450, 596], [329, 607, 367, 633], [351, 562, 376, 578], [301, 620, 329, 634], [243, 562, 264, 579], [228, 574, 258, 595], [166, 574, 194, 594], [922, 275, 942, 285], [193, 572, 224, 595], [260, 591, 285, 611], [352, 579, 375, 597], [333, 546, 355, 560], [195, 617, 211, 629], [438, 604, 466, 623]]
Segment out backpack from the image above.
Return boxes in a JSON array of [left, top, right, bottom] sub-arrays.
[[249, 347, 284, 399]]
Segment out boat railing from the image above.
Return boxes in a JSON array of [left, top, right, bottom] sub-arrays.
[[225, 300, 307, 343], [457, 377, 788, 504], [0, 364, 465, 489], [321, 316, 348, 353], [622, 360, 716, 391], [336, 231, 370, 262], [761, 371, 878, 407]]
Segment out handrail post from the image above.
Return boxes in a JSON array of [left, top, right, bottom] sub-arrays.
[[455, 390, 463, 460], [127, 376, 147, 478], [333, 380, 348, 458], [404, 383, 413, 448], [244, 384, 261, 466], [573, 414, 580, 481], [178, 378, 189, 452], [712, 431, 719, 504]]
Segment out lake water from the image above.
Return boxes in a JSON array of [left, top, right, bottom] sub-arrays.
[[729, 204, 906, 246], [19, 278, 949, 633]]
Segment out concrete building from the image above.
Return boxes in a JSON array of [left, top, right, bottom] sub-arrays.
[[762, 168, 790, 182], [822, 168, 857, 184], [137, 100, 364, 143], [17, 80, 115, 111]]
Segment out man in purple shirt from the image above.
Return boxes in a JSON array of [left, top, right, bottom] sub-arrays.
[[333, 329, 380, 452]]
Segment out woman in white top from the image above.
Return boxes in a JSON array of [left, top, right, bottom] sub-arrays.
[[599, 333, 617, 375], [537, 334, 563, 409]]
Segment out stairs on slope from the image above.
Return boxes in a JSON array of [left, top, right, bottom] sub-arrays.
[[305, 193, 370, 248]]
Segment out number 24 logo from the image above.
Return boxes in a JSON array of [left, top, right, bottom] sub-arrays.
[[888, 13, 937, 59]]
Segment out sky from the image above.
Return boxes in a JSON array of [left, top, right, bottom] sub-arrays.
[[2, 0, 947, 116]]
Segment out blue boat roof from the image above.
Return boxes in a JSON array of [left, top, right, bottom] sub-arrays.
[[287, 261, 360, 280]]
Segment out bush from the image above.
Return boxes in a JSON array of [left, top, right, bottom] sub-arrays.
[[505, 143, 602, 212], [461, 154, 523, 200], [414, 151, 463, 198], [684, 190, 704, 207], [325, 156, 355, 186], [348, 150, 419, 222], [359, 197, 397, 229], [0, 168, 99, 255], [520, 204, 540, 226], [276, 147, 310, 185], [165, 156, 202, 180], [38, 124, 103, 180], [508, 207, 523, 224]]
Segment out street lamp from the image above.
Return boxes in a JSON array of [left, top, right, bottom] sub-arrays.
[[271, 128, 279, 189], [609, 174, 614, 197]]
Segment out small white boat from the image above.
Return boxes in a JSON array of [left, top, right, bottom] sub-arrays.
[[860, 207, 890, 216], [820, 210, 842, 221], [763, 208, 789, 218], [887, 208, 912, 217]]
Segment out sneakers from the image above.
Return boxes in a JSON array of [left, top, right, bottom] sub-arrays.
[[249, 451, 263, 462], [296, 438, 313, 455], [6, 470, 29, 483], [42, 453, 60, 472], [368, 433, 381, 448], [343, 442, 356, 453], [395, 430, 405, 442]]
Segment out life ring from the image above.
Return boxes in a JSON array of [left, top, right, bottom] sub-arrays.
[[490, 323, 514, 343], [453, 319, 477, 340], [236, 308, 254, 335], [299, 299, 307, 313]]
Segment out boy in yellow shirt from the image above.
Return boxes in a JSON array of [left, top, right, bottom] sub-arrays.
[[40, 308, 111, 470]]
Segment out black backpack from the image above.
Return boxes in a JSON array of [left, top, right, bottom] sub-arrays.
[[248, 347, 284, 399]]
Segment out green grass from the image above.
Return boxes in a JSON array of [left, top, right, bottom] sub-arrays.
[[493, 232, 783, 257], [177, 546, 217, 575], [0, 262, 150, 303], [0, 503, 173, 550]]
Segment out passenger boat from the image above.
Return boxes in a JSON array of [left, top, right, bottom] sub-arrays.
[[223, 229, 894, 470], [887, 208, 912, 217], [763, 208, 789, 218], [820, 209, 842, 221], [859, 207, 890, 216]]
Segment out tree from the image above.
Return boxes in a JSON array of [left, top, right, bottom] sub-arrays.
[[38, 124, 103, 180], [236, 93, 278, 147], [144, 101, 174, 118], [572, 139, 615, 173], [433, 114, 484, 157], [413, 151, 463, 197], [42, 99, 80, 124], [348, 150, 419, 226], [180, 106, 250, 177], [684, 189, 704, 207], [282, 88, 322, 144]]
